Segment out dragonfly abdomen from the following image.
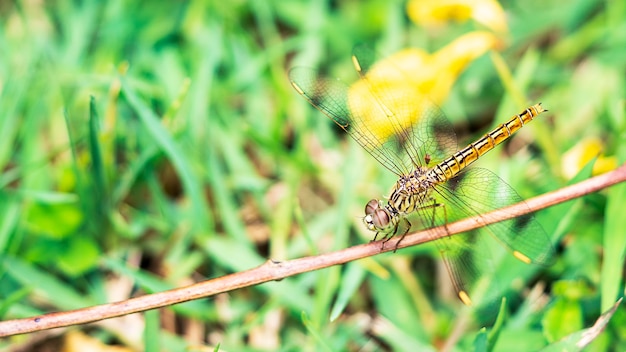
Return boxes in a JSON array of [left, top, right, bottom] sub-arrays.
[[430, 104, 546, 181]]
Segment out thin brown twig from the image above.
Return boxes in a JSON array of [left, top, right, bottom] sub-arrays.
[[1, 163, 625, 337]]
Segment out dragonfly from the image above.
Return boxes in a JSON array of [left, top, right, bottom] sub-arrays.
[[289, 45, 555, 306]]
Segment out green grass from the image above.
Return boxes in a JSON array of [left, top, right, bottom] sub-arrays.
[[1, 0, 625, 350]]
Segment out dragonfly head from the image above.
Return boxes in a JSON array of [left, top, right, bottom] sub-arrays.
[[364, 199, 394, 232]]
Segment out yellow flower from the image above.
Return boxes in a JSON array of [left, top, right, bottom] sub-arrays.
[[407, 0, 508, 33], [348, 32, 499, 143], [562, 137, 618, 178]]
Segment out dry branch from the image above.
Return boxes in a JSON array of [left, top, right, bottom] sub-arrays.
[[1, 163, 625, 337]]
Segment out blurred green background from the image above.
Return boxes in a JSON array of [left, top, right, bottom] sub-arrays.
[[0, 0, 625, 351]]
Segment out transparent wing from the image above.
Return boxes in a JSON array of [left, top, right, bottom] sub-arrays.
[[351, 44, 458, 167], [415, 168, 555, 303], [436, 168, 554, 265], [289, 47, 457, 176], [289, 67, 405, 175]]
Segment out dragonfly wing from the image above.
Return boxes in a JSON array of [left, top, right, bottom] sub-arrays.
[[409, 168, 554, 304], [290, 66, 410, 175], [434, 168, 555, 266], [409, 199, 489, 305], [435, 234, 481, 305], [350, 44, 458, 167], [290, 45, 458, 176]]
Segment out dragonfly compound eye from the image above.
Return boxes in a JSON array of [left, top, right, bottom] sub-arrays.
[[372, 208, 390, 229], [365, 199, 379, 215]]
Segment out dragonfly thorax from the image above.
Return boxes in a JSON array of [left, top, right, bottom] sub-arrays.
[[390, 168, 436, 212], [363, 168, 436, 234]]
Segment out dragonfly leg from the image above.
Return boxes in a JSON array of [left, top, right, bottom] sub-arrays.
[[373, 220, 404, 251], [370, 230, 391, 243], [370, 232, 392, 246], [392, 218, 412, 252], [432, 201, 450, 238], [417, 198, 449, 238], [377, 229, 395, 250]]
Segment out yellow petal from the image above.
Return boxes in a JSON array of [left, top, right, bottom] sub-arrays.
[[347, 33, 497, 144], [407, 0, 508, 33], [429, 31, 500, 101], [562, 137, 618, 178], [470, 0, 508, 33], [347, 49, 432, 143], [407, 0, 472, 24]]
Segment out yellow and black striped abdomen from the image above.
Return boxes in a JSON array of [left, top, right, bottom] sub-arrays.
[[432, 104, 546, 181]]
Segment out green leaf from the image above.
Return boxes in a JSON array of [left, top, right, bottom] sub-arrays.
[[474, 327, 488, 352], [540, 298, 622, 352], [1, 256, 95, 310], [121, 79, 210, 232], [56, 236, 101, 276], [542, 298, 583, 342], [602, 163, 626, 311], [25, 201, 83, 239], [329, 261, 366, 321], [301, 311, 334, 352]]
